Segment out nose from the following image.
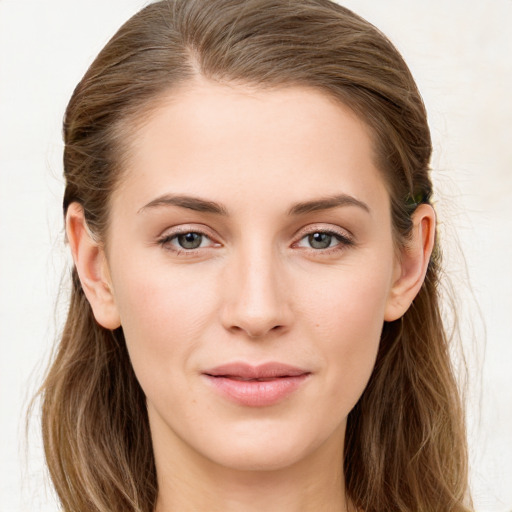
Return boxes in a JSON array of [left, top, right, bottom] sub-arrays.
[[220, 244, 291, 338]]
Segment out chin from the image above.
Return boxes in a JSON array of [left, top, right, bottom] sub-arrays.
[[211, 444, 312, 472], [198, 420, 338, 473]]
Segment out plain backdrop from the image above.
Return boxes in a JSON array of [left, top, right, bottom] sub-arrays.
[[1, 0, 511, 510]]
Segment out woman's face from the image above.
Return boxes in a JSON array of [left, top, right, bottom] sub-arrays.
[[104, 81, 402, 473]]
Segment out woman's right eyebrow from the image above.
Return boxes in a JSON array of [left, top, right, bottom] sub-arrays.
[[137, 194, 229, 215]]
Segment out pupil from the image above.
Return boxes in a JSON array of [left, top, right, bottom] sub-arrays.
[[309, 232, 331, 249], [178, 232, 202, 249]]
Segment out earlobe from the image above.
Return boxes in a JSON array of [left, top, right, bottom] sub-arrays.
[[384, 204, 436, 322], [66, 203, 121, 330]]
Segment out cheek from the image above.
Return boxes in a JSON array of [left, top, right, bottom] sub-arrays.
[[301, 258, 392, 338], [110, 259, 220, 380], [298, 261, 392, 407]]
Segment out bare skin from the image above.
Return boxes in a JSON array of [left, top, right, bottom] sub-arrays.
[[67, 80, 435, 512]]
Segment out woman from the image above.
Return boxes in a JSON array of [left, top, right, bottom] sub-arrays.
[[39, 0, 471, 510]]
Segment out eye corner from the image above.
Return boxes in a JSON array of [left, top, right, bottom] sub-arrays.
[[292, 225, 356, 254], [155, 225, 222, 255]]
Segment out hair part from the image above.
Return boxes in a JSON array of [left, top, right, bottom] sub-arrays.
[[40, 1, 470, 510]]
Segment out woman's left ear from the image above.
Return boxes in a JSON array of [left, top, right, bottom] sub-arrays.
[[384, 203, 436, 321]]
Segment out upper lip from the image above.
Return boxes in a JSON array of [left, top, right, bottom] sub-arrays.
[[204, 362, 310, 379]]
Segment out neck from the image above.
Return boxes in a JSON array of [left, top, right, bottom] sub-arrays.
[[153, 424, 350, 512]]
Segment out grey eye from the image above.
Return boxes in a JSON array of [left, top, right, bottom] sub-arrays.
[[177, 232, 203, 249], [308, 232, 333, 249]]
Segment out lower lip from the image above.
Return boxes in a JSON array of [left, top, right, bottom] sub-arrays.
[[203, 374, 310, 407]]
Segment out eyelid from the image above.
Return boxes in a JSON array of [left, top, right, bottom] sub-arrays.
[[155, 223, 354, 255], [291, 223, 355, 251], [157, 222, 220, 238], [293, 223, 354, 242], [156, 224, 222, 251]]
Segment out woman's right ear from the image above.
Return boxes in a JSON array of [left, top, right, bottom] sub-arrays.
[[65, 203, 121, 330]]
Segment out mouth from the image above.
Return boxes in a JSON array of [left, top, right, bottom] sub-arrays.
[[203, 362, 311, 407], [214, 376, 291, 382]]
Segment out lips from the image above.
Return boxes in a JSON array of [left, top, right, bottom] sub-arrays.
[[203, 362, 311, 407]]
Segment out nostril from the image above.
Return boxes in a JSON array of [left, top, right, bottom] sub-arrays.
[[219, 280, 292, 337], [227, 322, 284, 339]]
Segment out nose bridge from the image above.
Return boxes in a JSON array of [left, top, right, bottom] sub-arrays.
[[221, 237, 289, 338]]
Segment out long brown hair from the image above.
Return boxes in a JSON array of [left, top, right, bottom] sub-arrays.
[[39, 1, 471, 510]]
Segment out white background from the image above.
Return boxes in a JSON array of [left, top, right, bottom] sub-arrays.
[[1, 0, 511, 510]]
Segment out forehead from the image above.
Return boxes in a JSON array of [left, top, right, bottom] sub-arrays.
[[112, 81, 389, 217]]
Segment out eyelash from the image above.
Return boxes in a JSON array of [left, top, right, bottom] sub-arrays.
[[293, 228, 354, 254], [157, 227, 218, 255], [156, 226, 354, 255]]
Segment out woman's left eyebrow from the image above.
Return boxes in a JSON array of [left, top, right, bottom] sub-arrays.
[[287, 194, 370, 215]]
